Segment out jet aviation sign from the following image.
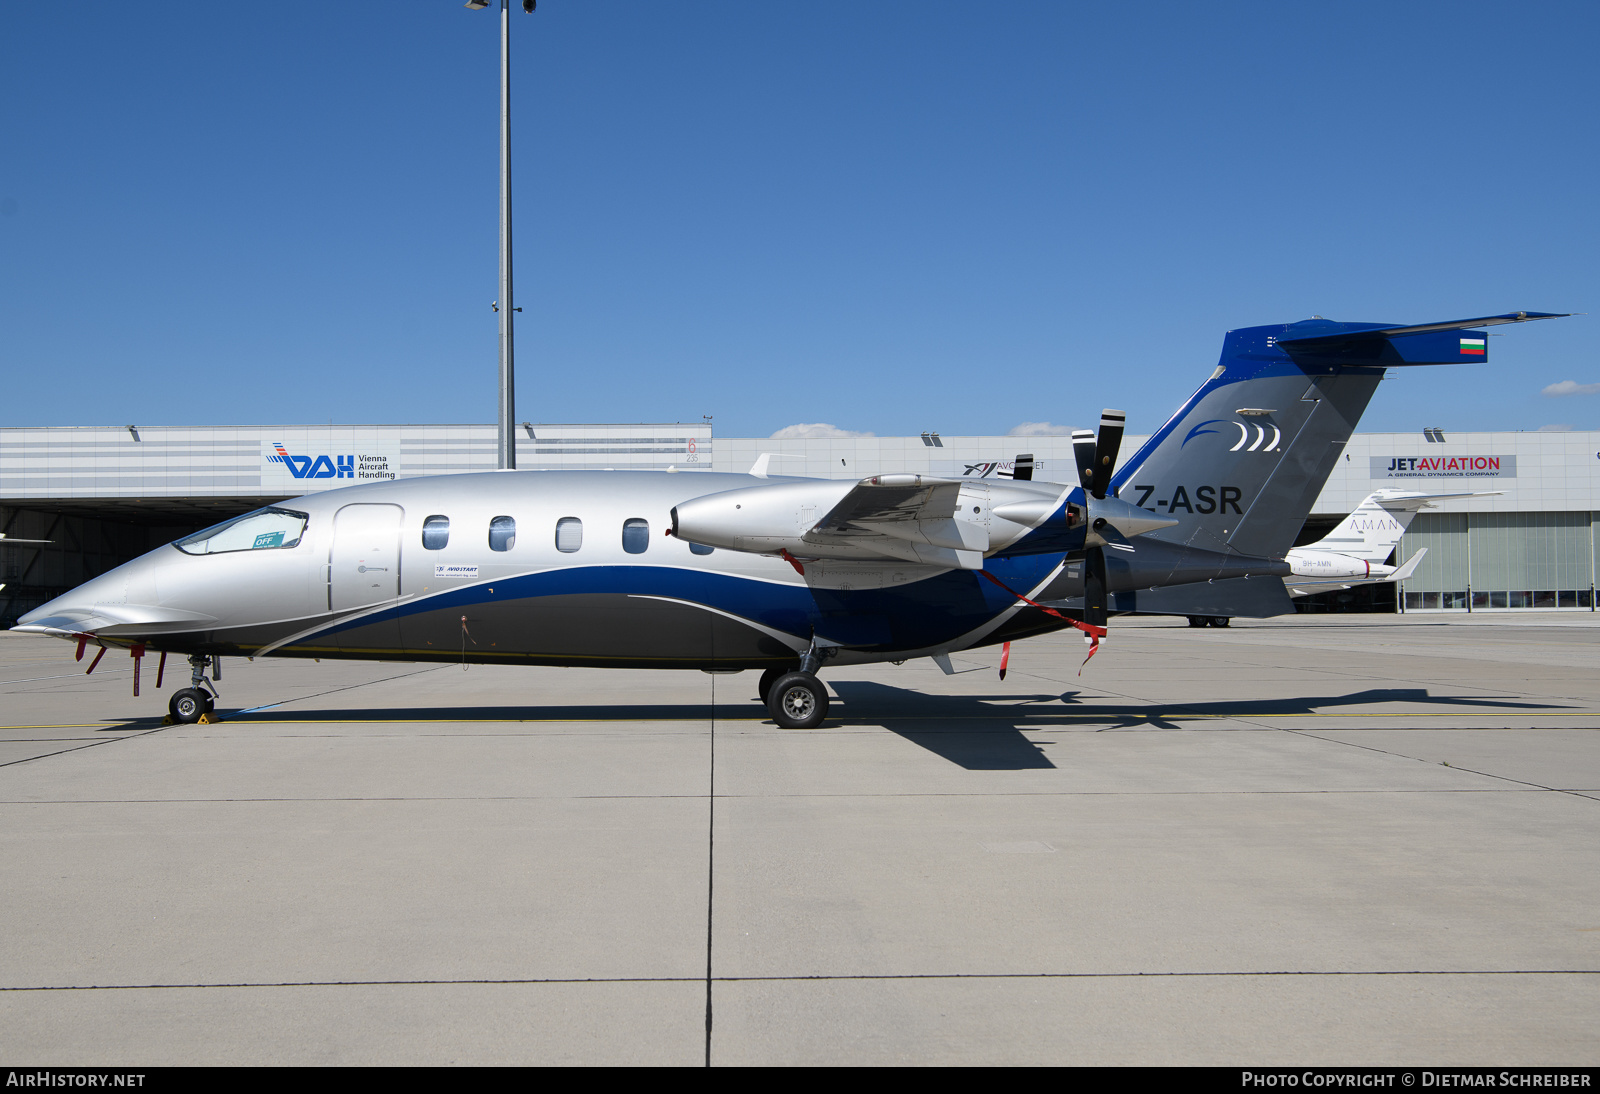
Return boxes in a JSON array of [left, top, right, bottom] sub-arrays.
[[1371, 455, 1516, 480]]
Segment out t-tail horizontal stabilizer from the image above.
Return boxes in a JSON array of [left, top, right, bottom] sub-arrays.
[[1277, 312, 1569, 366], [1109, 310, 1568, 561]]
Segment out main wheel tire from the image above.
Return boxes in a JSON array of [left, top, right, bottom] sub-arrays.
[[1188, 616, 1207, 628], [169, 688, 207, 724], [767, 672, 828, 729], [757, 666, 789, 705], [1210, 616, 1231, 628]]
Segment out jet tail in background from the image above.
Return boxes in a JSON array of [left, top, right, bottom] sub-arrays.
[[1109, 313, 1563, 561], [1305, 489, 1503, 564]]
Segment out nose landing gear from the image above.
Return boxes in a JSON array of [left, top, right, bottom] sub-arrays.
[[166, 654, 220, 725]]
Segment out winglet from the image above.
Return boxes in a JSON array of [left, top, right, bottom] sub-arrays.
[[1390, 547, 1429, 582]]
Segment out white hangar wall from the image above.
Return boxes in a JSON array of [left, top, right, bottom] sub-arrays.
[[2, 425, 1597, 622], [716, 431, 1600, 613], [1318, 430, 1600, 612]]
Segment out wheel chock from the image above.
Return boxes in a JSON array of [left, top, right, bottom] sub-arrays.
[[197, 712, 218, 725]]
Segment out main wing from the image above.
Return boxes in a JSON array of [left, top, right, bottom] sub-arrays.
[[804, 474, 1014, 570]]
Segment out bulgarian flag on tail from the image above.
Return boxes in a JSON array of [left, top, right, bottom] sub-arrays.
[[1459, 337, 1486, 356]]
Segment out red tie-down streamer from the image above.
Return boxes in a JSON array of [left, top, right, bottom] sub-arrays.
[[978, 570, 1108, 675], [82, 640, 106, 675]]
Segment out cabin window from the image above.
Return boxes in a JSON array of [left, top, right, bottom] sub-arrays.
[[488, 515, 516, 552], [622, 518, 650, 555], [175, 507, 308, 555], [555, 517, 583, 553], [689, 542, 714, 556], [421, 515, 450, 550]]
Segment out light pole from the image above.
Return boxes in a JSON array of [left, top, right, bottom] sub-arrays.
[[466, 0, 535, 469]]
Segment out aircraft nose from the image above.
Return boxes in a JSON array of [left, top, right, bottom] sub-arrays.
[[15, 569, 128, 634], [15, 582, 113, 633], [12, 552, 212, 638]]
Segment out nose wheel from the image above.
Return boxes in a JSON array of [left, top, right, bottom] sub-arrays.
[[168, 688, 213, 724], [165, 654, 220, 724]]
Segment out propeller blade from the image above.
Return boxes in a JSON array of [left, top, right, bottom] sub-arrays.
[[1072, 429, 1097, 493], [1012, 453, 1034, 481], [1083, 546, 1109, 630], [1089, 409, 1125, 499]]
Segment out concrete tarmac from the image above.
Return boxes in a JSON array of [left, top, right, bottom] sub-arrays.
[[1, 614, 1597, 1065]]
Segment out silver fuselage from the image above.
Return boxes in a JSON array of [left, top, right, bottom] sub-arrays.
[[15, 470, 1085, 669]]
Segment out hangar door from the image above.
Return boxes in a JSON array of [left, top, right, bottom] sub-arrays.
[[329, 504, 403, 611]]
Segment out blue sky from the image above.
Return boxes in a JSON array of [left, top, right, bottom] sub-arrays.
[[2, 1, 1596, 437]]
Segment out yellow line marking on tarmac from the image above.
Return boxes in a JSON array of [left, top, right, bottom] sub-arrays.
[[1, 725, 158, 730], [3, 712, 1598, 730]]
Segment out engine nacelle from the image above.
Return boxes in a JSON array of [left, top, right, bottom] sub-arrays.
[[1286, 549, 1372, 579], [671, 476, 1072, 565], [671, 480, 858, 555], [671, 475, 1163, 569]]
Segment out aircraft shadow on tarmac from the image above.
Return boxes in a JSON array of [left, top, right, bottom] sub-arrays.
[[824, 681, 1061, 770], [1081, 687, 1571, 729], [113, 683, 1574, 774], [826, 681, 1574, 768]]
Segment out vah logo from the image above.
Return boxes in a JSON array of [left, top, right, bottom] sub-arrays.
[[268, 444, 355, 480]]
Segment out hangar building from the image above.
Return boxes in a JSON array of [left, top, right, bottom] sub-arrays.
[[3, 423, 1596, 624]]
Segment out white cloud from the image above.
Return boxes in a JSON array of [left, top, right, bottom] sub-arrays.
[[1538, 423, 1574, 432], [1007, 421, 1075, 437], [1541, 380, 1600, 397], [769, 423, 875, 439]]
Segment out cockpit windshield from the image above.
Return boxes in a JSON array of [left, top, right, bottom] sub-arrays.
[[174, 507, 309, 555]]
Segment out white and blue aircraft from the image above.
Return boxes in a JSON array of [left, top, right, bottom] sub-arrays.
[[13, 311, 1565, 728]]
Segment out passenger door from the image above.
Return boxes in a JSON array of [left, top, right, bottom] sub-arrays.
[[329, 504, 403, 611]]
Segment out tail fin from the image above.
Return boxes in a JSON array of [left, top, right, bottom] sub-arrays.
[[1110, 312, 1563, 560], [1307, 489, 1503, 564]]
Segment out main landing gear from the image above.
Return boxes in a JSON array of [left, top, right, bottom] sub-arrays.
[[767, 672, 828, 729], [1187, 616, 1231, 628], [167, 654, 219, 724], [758, 640, 834, 730]]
